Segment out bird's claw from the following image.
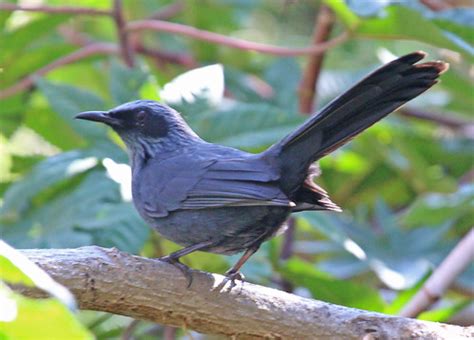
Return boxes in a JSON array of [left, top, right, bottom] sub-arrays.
[[222, 270, 245, 289], [159, 256, 193, 288]]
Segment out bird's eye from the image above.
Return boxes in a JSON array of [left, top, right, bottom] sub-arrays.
[[136, 111, 146, 126]]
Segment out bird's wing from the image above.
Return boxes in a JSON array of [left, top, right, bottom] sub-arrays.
[[140, 154, 291, 218]]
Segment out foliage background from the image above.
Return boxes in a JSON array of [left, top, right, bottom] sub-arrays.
[[0, 0, 473, 338]]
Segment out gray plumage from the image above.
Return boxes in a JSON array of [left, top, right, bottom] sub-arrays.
[[76, 52, 448, 281]]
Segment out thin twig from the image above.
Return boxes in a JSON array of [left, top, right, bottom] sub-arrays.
[[459, 169, 474, 185], [399, 229, 474, 318], [419, 0, 451, 11], [147, 1, 184, 21], [398, 109, 474, 139], [0, 43, 117, 99], [113, 0, 134, 67], [126, 20, 349, 56], [398, 109, 471, 130], [163, 326, 177, 340], [58, 26, 93, 46], [121, 319, 141, 340], [298, 5, 335, 114], [135, 43, 197, 68], [0, 3, 111, 16], [279, 218, 295, 293]]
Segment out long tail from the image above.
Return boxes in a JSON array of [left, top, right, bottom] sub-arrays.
[[266, 51, 448, 196]]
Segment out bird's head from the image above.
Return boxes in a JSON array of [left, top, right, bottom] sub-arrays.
[[75, 100, 200, 154]]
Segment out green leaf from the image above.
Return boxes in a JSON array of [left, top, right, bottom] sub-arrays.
[[0, 257, 35, 287], [402, 184, 474, 228], [326, 2, 473, 58], [0, 240, 76, 309], [0, 0, 16, 29], [25, 106, 86, 150], [385, 270, 431, 315], [418, 300, 470, 322], [224, 68, 265, 103], [2, 44, 76, 87], [431, 8, 474, 46], [323, 0, 359, 28], [0, 151, 97, 221], [109, 59, 149, 105], [0, 15, 71, 66], [0, 95, 24, 137], [355, 6, 468, 56], [298, 203, 453, 290], [2, 166, 149, 254], [187, 103, 304, 151], [280, 258, 386, 312], [440, 68, 474, 117], [10, 155, 44, 176], [75, 201, 150, 254], [263, 58, 300, 110], [0, 286, 92, 340], [35, 78, 108, 141]]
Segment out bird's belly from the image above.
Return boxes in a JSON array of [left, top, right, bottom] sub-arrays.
[[148, 206, 291, 255]]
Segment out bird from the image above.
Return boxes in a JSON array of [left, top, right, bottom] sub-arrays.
[[76, 51, 448, 285]]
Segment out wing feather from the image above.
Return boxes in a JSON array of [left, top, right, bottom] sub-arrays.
[[140, 154, 291, 217]]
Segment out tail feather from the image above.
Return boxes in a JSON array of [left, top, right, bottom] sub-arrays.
[[266, 51, 448, 197]]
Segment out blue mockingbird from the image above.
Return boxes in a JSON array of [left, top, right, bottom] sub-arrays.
[[76, 52, 448, 285]]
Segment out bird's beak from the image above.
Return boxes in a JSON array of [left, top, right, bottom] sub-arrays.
[[75, 111, 115, 125]]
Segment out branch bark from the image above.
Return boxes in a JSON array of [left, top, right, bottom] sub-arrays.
[[0, 3, 111, 16], [112, 0, 134, 67], [398, 109, 474, 138], [126, 20, 349, 56], [419, 0, 451, 11], [147, 1, 184, 21], [298, 5, 335, 114], [400, 229, 474, 318], [16, 247, 473, 339]]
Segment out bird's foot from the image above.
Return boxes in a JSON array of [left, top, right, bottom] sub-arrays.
[[159, 256, 193, 288], [222, 269, 245, 289]]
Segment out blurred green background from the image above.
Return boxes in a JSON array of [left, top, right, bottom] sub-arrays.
[[0, 0, 473, 338]]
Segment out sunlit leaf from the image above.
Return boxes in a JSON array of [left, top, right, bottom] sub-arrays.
[[431, 8, 474, 46], [0, 15, 71, 66], [0, 286, 91, 340], [298, 202, 453, 290], [161, 64, 224, 106], [418, 300, 471, 322], [0, 240, 75, 309], [280, 258, 386, 312], [385, 269, 431, 315]]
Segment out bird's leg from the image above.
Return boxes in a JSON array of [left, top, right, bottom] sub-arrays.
[[223, 244, 260, 288], [159, 240, 213, 287]]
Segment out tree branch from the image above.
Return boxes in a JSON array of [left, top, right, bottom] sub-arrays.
[[126, 20, 349, 56], [0, 3, 111, 16], [135, 43, 197, 68], [398, 109, 472, 130], [147, 1, 184, 21], [0, 43, 117, 99], [112, 0, 134, 67], [400, 229, 474, 318], [398, 109, 474, 139], [15, 247, 472, 339], [419, 0, 451, 11], [298, 5, 335, 114]]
